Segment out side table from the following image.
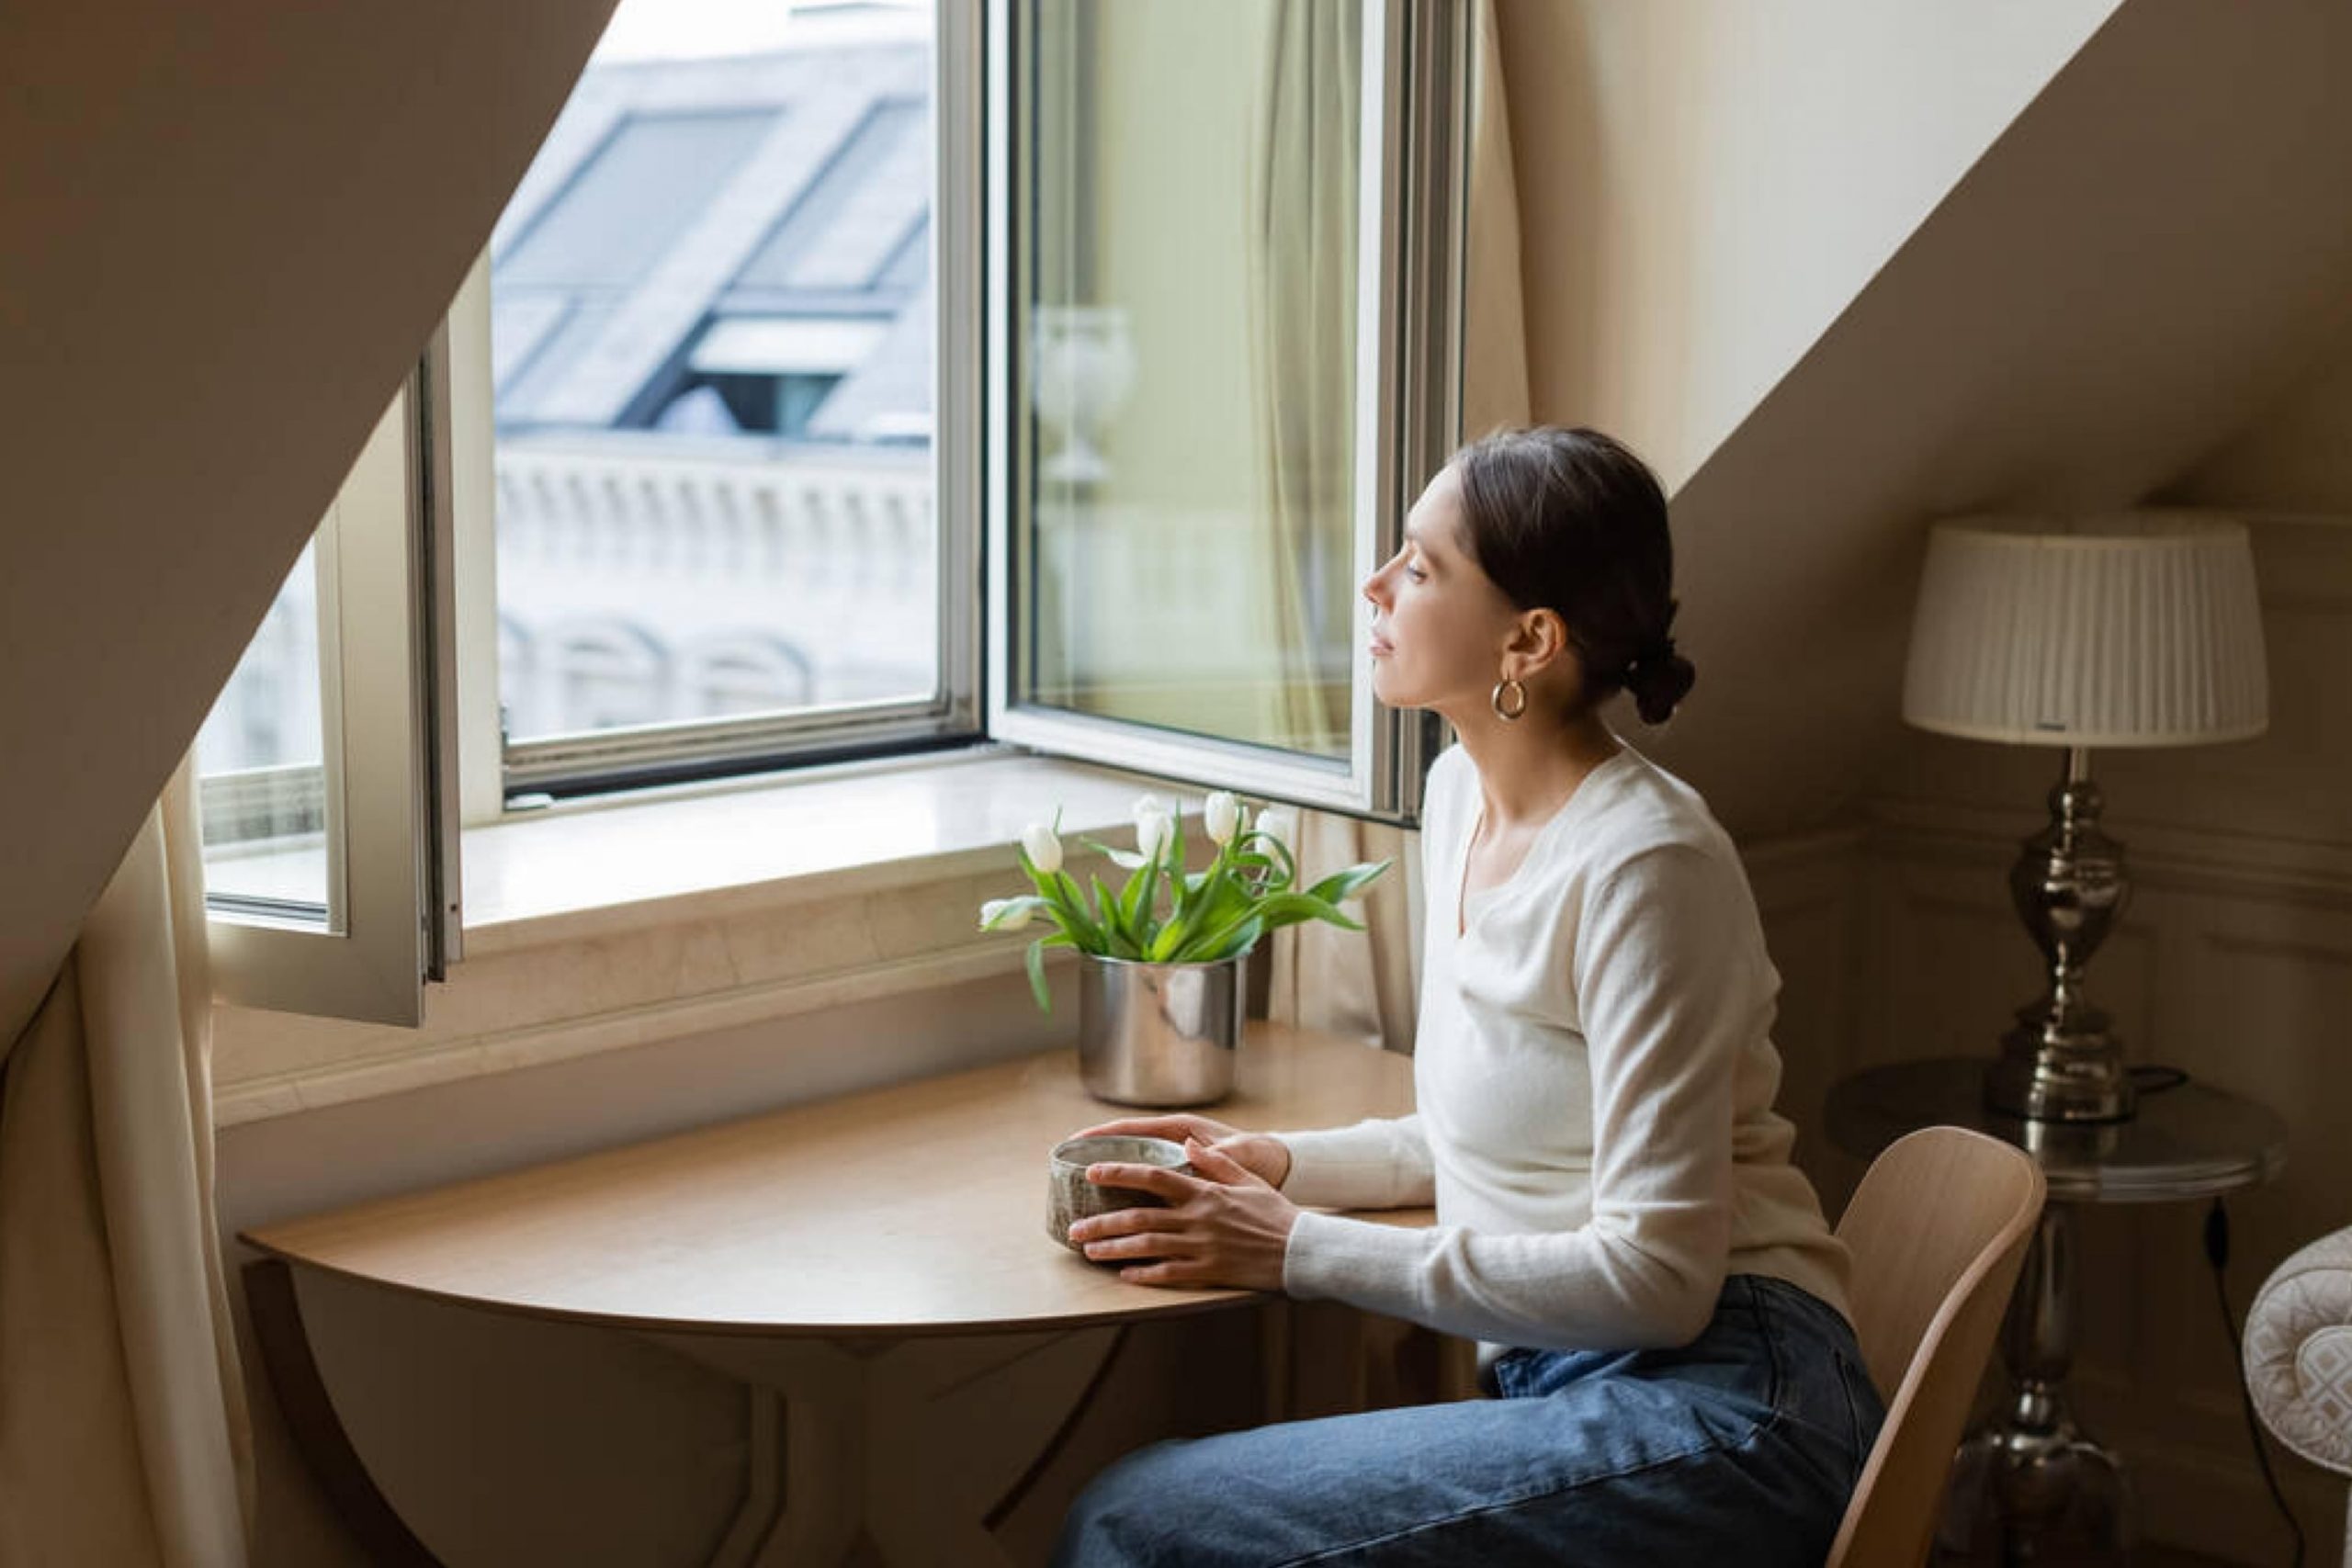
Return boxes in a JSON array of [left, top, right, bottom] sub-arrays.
[[1826, 1058, 2289, 1565]]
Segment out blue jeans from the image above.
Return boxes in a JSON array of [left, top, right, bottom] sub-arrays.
[[1053, 1275, 1884, 1567]]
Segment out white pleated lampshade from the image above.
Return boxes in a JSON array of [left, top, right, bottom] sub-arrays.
[[1902, 513, 2268, 748]]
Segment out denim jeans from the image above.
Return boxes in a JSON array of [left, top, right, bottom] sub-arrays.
[[1052, 1275, 1884, 1568]]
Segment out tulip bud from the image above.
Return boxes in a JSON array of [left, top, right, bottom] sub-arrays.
[[1020, 821, 1063, 875], [979, 897, 1035, 931], [1257, 806, 1299, 855], [1204, 790, 1242, 846], [1135, 806, 1172, 863]]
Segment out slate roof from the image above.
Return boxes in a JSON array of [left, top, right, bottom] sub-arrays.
[[490, 17, 931, 444]]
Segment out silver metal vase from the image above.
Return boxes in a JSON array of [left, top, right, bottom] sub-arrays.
[[1077, 952, 1246, 1108]]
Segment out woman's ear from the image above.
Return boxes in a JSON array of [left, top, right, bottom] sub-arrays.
[[1505, 607, 1572, 679]]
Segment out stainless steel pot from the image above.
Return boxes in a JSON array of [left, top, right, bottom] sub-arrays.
[[1076, 952, 1246, 1108]]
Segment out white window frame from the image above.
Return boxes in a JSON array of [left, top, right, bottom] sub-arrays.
[[447, 0, 1461, 823], [983, 0, 1464, 825], [198, 0, 1469, 1035], [207, 359, 460, 1026], [464, 5, 989, 802]]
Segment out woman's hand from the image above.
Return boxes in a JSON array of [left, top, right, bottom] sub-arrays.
[[1069, 1140, 1301, 1291], [1072, 1113, 1293, 1190]]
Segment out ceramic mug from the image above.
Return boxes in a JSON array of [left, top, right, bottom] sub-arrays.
[[1046, 1134, 1193, 1252]]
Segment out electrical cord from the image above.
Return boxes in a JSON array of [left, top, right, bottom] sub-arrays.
[[2204, 1198, 2307, 1568]]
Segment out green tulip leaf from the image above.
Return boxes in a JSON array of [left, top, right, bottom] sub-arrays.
[[1025, 935, 1054, 1012], [1304, 859, 1391, 908]]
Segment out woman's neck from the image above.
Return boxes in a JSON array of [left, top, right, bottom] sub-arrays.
[[1450, 707, 1622, 831]]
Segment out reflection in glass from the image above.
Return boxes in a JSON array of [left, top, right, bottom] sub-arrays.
[[1016, 0, 1362, 760], [494, 0, 939, 745], [196, 541, 333, 919]]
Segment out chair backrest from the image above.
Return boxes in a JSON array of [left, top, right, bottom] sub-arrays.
[[1826, 1125, 2046, 1568]]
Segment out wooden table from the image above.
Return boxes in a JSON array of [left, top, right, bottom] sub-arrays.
[[243, 1024, 1423, 1566]]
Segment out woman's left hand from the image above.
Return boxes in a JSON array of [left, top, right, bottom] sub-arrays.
[[1069, 1138, 1301, 1291]]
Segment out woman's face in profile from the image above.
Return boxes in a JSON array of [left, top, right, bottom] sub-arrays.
[[1362, 466, 1520, 717]]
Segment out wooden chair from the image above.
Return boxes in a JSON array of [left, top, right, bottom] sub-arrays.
[[1826, 1125, 2047, 1568]]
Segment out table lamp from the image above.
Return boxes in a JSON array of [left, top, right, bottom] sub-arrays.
[[1901, 513, 2267, 1122]]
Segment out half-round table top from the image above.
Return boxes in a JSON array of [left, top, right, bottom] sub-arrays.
[[242, 1023, 1425, 1337]]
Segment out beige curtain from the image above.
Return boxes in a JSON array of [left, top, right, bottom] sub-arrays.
[[1464, 0, 1533, 439], [0, 759, 253, 1565], [1245, 0, 1360, 759], [1268, 0, 1530, 1055]]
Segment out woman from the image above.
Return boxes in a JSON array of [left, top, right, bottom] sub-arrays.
[[1053, 427, 1883, 1567]]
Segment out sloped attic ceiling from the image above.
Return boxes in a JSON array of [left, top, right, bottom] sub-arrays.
[[0, 0, 620, 1047], [1626, 0, 2352, 838]]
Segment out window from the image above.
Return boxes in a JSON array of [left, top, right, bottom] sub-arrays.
[[486, 0, 957, 792], [989, 0, 1463, 817], [199, 0, 1464, 1024], [196, 367, 458, 1026]]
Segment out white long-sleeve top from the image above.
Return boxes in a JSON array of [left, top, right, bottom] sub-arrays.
[[1276, 741, 1850, 1356]]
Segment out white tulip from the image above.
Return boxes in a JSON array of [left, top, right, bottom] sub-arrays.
[[979, 897, 1035, 931], [1204, 790, 1242, 847], [1020, 821, 1063, 875], [1135, 805, 1173, 863], [1257, 806, 1299, 856]]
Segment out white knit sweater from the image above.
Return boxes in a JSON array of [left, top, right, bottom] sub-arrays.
[[1277, 741, 1851, 1355]]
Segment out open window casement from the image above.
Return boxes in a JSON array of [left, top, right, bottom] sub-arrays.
[[986, 0, 1468, 826], [196, 350, 461, 1025]]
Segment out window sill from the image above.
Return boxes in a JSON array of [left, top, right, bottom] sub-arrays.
[[210, 747, 1163, 1126]]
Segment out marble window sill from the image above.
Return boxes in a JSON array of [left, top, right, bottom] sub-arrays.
[[210, 747, 1167, 1125]]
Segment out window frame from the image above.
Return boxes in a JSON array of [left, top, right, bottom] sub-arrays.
[[982, 0, 1466, 825], [470, 5, 987, 802], [205, 361, 459, 1026], [457, 0, 1464, 816], [198, 0, 1474, 1040]]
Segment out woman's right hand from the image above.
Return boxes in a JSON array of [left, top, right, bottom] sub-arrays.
[[1072, 1113, 1293, 1190]]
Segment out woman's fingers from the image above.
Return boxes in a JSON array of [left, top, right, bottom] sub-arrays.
[[1119, 1258, 1214, 1287], [1085, 1161, 1197, 1202], [1071, 1113, 1232, 1143], [1182, 1138, 1265, 1189], [1066, 1203, 1165, 1244], [1082, 1231, 1193, 1262], [1071, 1116, 1178, 1139]]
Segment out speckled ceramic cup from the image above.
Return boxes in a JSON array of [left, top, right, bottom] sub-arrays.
[[1046, 1134, 1193, 1252]]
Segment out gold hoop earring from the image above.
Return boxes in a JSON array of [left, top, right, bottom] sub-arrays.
[[1490, 676, 1528, 722]]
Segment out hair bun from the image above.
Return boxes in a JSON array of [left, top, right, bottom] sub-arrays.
[[1623, 641, 1696, 726]]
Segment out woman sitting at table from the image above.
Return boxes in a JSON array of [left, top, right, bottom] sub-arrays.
[[1055, 426, 1882, 1568]]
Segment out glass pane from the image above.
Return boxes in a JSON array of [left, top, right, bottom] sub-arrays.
[[196, 540, 332, 919], [494, 0, 938, 745], [1015, 0, 1361, 760]]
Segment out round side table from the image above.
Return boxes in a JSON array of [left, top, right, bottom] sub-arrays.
[[1826, 1058, 2288, 1566]]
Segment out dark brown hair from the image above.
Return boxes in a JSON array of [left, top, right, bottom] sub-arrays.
[[1452, 425, 1696, 726]]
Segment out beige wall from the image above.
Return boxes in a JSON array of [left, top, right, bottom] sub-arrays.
[[1494, 0, 2120, 494], [2173, 325, 2352, 519], [1497, 0, 2352, 841]]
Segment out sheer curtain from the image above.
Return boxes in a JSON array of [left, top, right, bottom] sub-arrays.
[[1268, 0, 1529, 1055], [0, 758, 253, 1564]]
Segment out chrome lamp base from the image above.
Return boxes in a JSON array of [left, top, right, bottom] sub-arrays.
[[1985, 748, 2136, 1124]]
